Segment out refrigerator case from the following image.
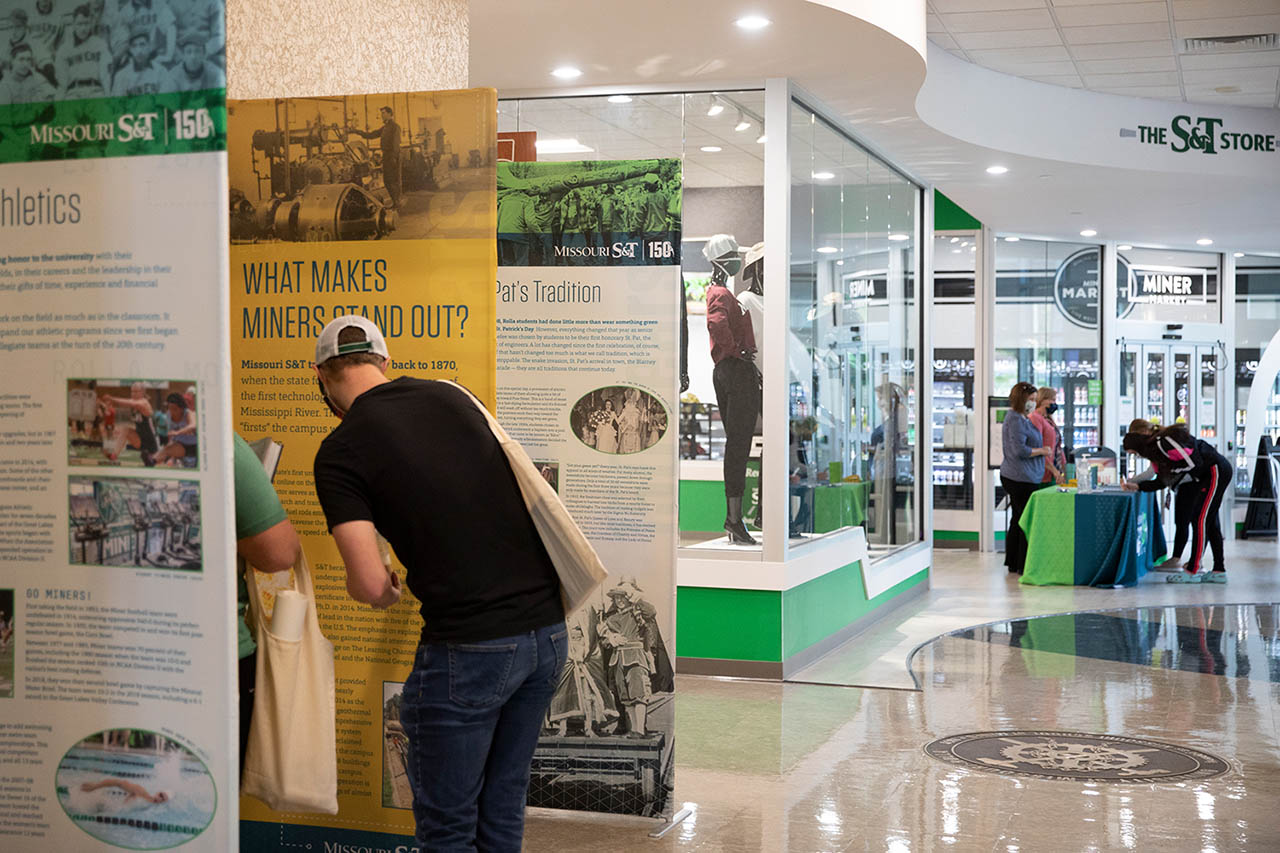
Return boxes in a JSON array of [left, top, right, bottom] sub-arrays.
[[932, 358, 975, 510]]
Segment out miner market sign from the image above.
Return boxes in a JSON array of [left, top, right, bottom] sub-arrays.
[[1053, 249, 1135, 328]]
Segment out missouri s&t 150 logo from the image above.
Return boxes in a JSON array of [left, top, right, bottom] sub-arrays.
[[1122, 115, 1277, 155]]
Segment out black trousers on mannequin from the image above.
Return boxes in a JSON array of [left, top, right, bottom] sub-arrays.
[[1000, 476, 1040, 575], [713, 357, 760, 499]]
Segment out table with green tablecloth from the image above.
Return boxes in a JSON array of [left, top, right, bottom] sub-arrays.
[[813, 481, 870, 533], [1019, 488, 1166, 587]]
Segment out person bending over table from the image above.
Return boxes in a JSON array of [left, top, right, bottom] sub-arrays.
[[1001, 382, 1051, 575], [1124, 418, 1193, 573], [1123, 423, 1231, 584]]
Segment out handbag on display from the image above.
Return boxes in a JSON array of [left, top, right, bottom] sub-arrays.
[[445, 381, 609, 613], [241, 549, 340, 814]]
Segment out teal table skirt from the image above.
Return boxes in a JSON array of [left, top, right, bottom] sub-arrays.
[[1020, 488, 1166, 587]]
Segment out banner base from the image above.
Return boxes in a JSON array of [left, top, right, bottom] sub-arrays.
[[648, 806, 694, 839]]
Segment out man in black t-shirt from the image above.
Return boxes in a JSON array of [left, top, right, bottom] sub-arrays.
[[310, 315, 565, 851]]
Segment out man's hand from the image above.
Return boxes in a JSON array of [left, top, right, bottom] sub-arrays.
[[1122, 481, 1139, 492], [373, 572, 402, 610]]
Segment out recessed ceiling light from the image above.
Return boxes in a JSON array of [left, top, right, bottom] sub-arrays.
[[535, 138, 594, 154], [1196, 238, 1213, 246], [706, 103, 724, 117], [1234, 252, 1245, 258], [836, 260, 844, 266], [952, 249, 961, 254], [607, 95, 633, 104], [700, 145, 722, 153], [1080, 229, 1097, 237], [888, 233, 909, 242], [736, 15, 771, 30], [1004, 236, 1020, 242], [816, 246, 838, 254], [735, 120, 751, 132], [756, 134, 767, 144], [1118, 244, 1132, 251], [960, 241, 969, 247], [986, 165, 1008, 175], [812, 171, 835, 180], [949, 237, 959, 243], [551, 66, 582, 80]]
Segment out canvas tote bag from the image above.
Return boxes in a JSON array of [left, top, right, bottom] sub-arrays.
[[444, 381, 609, 612], [241, 550, 339, 814]]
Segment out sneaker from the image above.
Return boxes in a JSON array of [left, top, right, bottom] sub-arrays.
[[1166, 571, 1203, 584], [1205, 572, 1227, 584]]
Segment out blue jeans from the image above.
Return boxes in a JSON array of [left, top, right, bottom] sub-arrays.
[[401, 622, 567, 852]]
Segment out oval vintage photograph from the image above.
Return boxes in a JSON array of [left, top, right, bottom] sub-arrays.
[[570, 386, 668, 455], [56, 729, 217, 850]]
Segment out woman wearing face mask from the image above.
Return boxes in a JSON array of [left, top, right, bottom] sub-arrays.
[[1029, 387, 1067, 487], [1000, 382, 1052, 575]]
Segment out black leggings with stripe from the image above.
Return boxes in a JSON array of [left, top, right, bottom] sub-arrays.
[[1187, 457, 1232, 574]]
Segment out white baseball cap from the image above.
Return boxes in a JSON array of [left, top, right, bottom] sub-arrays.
[[315, 315, 389, 365]]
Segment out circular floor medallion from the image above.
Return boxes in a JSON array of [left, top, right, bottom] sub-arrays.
[[924, 731, 1229, 783]]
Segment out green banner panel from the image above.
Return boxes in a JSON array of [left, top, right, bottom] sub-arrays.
[[0, 88, 225, 164]]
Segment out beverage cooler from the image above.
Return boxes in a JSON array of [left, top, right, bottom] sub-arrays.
[[932, 350, 974, 511]]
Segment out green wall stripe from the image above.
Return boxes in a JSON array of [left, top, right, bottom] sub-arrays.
[[679, 479, 727, 532], [782, 563, 929, 659], [676, 586, 781, 661], [935, 189, 981, 231], [934, 529, 979, 540]]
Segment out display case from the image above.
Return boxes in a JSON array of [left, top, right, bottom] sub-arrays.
[[679, 401, 724, 461]]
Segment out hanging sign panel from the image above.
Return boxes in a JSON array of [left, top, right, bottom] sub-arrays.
[[0, 1, 233, 850], [228, 88, 497, 851], [497, 159, 682, 818]]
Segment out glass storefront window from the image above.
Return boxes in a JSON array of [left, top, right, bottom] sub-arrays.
[[994, 238, 1102, 459], [788, 101, 921, 554], [500, 91, 768, 553], [932, 233, 977, 512], [1117, 246, 1220, 324], [1234, 254, 1280, 496]]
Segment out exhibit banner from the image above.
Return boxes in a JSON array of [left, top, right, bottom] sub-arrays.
[[228, 88, 497, 850], [497, 159, 682, 817], [0, 0, 233, 850]]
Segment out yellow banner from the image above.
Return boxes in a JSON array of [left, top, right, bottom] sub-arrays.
[[229, 88, 495, 844]]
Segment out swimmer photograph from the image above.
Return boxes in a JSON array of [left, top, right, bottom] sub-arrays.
[[69, 477, 202, 571], [56, 729, 216, 849], [0, 588, 13, 699], [67, 379, 199, 470]]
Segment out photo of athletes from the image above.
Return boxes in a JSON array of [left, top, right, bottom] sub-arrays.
[[227, 90, 496, 243], [68, 476, 201, 570], [498, 159, 682, 267], [68, 379, 198, 469], [0, 0, 225, 106], [570, 386, 669, 455]]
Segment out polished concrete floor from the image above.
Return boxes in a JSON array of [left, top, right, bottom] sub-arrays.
[[523, 539, 1280, 851]]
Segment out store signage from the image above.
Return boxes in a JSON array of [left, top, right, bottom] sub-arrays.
[[1053, 248, 1135, 328], [1127, 264, 1207, 306], [1124, 115, 1278, 156]]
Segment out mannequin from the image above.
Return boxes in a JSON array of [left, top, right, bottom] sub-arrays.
[[704, 234, 760, 545], [737, 242, 766, 530]]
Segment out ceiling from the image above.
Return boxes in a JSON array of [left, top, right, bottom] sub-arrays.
[[498, 92, 767, 188], [927, 0, 1280, 109]]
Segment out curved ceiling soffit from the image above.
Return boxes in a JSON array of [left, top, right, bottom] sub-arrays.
[[468, 0, 928, 109], [914, 46, 1280, 181]]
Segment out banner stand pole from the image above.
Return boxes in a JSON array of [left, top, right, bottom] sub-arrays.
[[648, 806, 695, 839]]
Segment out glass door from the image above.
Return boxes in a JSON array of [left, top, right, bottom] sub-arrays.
[[1143, 347, 1168, 426], [1198, 347, 1220, 443], [1172, 348, 1194, 427]]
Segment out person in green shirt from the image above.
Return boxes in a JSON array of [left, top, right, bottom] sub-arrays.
[[233, 433, 299, 767]]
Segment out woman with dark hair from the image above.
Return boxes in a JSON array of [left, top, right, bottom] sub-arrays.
[[1124, 418, 1194, 572], [1000, 382, 1052, 575], [1123, 423, 1231, 583]]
